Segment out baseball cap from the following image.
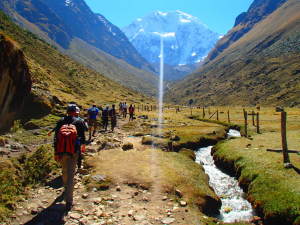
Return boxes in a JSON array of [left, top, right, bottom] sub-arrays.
[[67, 104, 77, 113]]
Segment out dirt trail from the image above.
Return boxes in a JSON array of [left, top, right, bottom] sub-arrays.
[[5, 117, 196, 225]]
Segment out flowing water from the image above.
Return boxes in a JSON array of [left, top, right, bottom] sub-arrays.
[[195, 132, 255, 222]]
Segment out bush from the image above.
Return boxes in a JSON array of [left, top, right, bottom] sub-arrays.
[[22, 145, 58, 186]]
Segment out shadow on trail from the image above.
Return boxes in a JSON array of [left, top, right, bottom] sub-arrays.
[[24, 193, 66, 225], [45, 176, 63, 189], [292, 165, 300, 175]]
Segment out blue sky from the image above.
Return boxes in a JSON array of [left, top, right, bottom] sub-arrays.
[[84, 0, 253, 34]]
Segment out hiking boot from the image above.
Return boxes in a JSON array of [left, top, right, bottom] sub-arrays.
[[65, 202, 73, 213]]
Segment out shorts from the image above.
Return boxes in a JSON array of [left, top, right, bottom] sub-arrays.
[[88, 118, 97, 127]]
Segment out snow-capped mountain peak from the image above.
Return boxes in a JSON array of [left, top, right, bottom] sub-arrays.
[[122, 10, 219, 66]]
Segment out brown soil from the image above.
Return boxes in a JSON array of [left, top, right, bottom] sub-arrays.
[[4, 116, 210, 225]]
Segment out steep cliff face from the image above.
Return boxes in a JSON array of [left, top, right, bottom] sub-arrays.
[[0, 34, 32, 132]]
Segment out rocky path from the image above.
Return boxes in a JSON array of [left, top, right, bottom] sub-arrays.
[[5, 117, 194, 225]]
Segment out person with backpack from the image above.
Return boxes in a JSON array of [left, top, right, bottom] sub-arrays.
[[53, 104, 86, 212], [109, 104, 117, 132], [102, 106, 109, 131], [128, 104, 135, 121], [87, 104, 100, 140]]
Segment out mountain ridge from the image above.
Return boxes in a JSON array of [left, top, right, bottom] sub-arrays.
[[0, 0, 158, 95], [166, 0, 300, 106]]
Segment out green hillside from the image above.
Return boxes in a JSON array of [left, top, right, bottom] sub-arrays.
[[0, 10, 151, 113]]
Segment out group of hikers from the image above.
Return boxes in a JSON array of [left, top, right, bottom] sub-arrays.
[[50, 102, 135, 213], [119, 102, 135, 121]]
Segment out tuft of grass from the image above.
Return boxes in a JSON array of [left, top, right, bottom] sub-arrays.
[[9, 120, 22, 133]]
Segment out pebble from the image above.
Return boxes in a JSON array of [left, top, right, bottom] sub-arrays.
[[133, 214, 145, 221], [92, 197, 102, 205], [82, 193, 89, 199], [161, 217, 175, 224], [162, 196, 168, 201], [142, 196, 149, 202], [69, 212, 82, 220], [128, 210, 134, 217], [116, 186, 121, 191], [179, 201, 187, 207]]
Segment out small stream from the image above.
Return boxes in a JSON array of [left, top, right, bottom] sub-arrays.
[[195, 130, 255, 223]]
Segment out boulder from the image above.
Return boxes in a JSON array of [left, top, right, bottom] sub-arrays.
[[122, 142, 134, 151]]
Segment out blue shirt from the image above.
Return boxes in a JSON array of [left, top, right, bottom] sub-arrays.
[[88, 107, 99, 119]]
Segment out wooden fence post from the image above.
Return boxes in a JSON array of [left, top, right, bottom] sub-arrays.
[[281, 111, 290, 163], [227, 110, 230, 123], [202, 107, 205, 118], [252, 110, 255, 126], [217, 110, 219, 121], [256, 112, 260, 134], [243, 109, 248, 137]]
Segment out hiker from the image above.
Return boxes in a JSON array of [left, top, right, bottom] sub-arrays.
[[123, 102, 127, 118], [102, 106, 109, 131], [109, 104, 117, 132], [119, 102, 123, 114], [53, 104, 86, 212], [87, 104, 100, 139], [75, 106, 88, 169], [129, 104, 135, 121]]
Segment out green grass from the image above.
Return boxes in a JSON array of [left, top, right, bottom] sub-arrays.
[[214, 138, 300, 224]]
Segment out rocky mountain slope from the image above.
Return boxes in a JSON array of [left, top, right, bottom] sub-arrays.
[[0, 34, 31, 132], [123, 10, 220, 81], [0, 0, 158, 95], [206, 0, 288, 61], [0, 10, 151, 132], [166, 0, 300, 106]]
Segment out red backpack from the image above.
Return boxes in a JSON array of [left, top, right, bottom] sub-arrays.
[[55, 124, 78, 159]]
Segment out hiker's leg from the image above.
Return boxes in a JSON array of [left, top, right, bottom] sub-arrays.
[[93, 120, 97, 135], [64, 153, 78, 205], [60, 156, 68, 190]]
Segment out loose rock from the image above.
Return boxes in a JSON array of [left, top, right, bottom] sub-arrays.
[[161, 217, 175, 224]]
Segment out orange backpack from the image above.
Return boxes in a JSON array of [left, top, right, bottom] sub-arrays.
[[55, 124, 78, 158]]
